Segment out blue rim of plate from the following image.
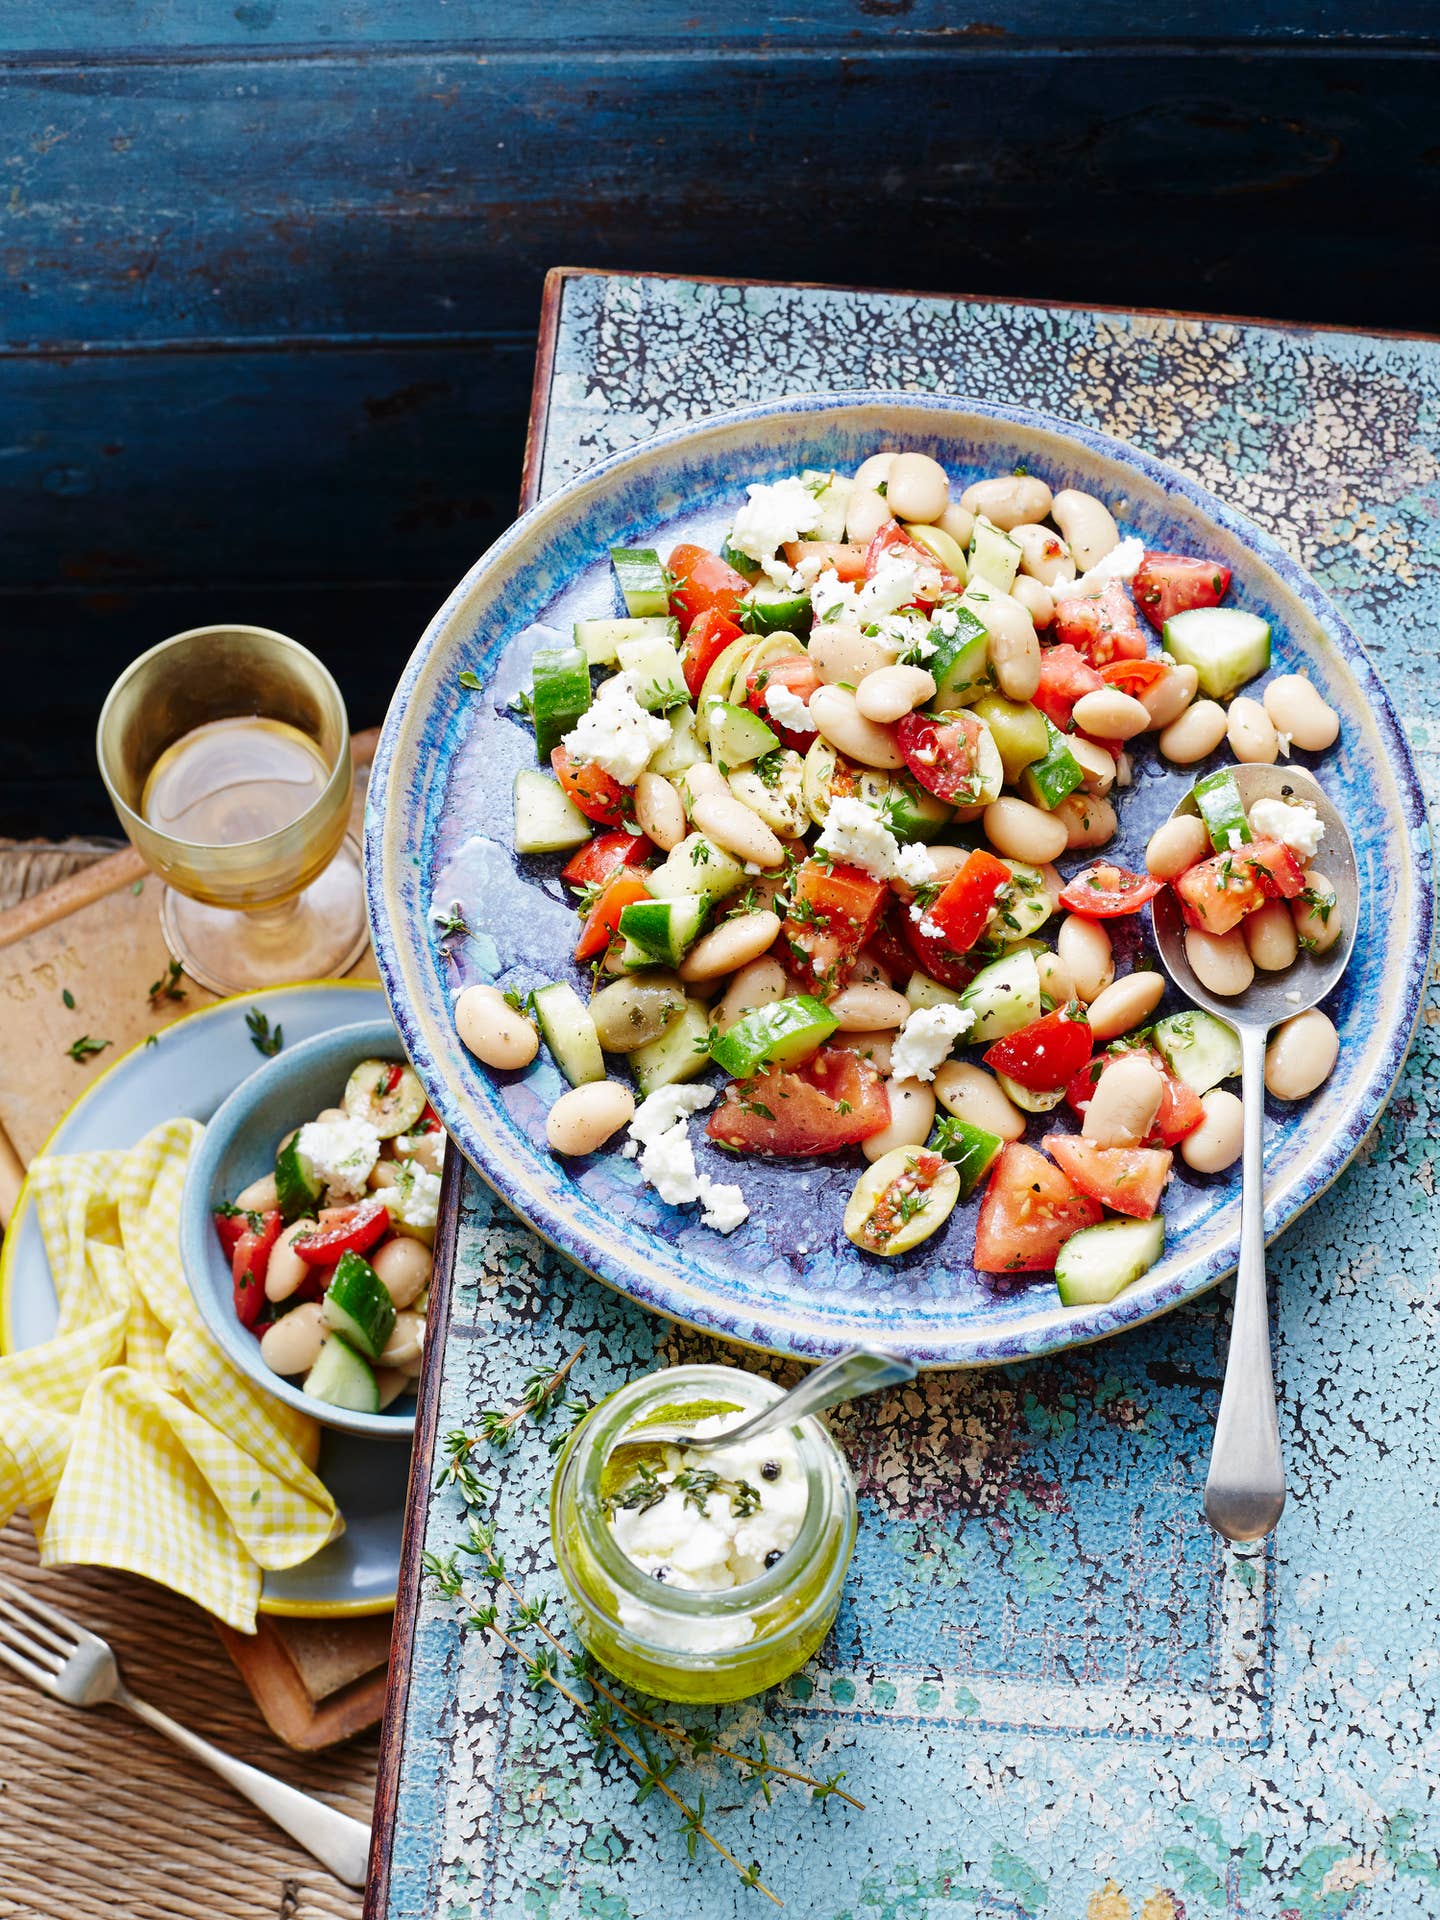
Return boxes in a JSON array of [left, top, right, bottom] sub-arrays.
[[0, 978, 402, 1617], [364, 390, 1435, 1367]]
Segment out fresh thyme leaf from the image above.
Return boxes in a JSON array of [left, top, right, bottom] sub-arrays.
[[61, 988, 75, 1009], [245, 1009, 283, 1057], [147, 958, 187, 1008], [458, 669, 483, 691], [66, 1035, 110, 1063]]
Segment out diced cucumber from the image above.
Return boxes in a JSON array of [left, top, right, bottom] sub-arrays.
[[629, 999, 713, 1098], [1152, 1009, 1241, 1094], [574, 614, 679, 667], [906, 971, 965, 1012], [610, 547, 670, 619], [647, 834, 748, 904], [971, 694, 1050, 784], [728, 751, 809, 837], [930, 1113, 1003, 1200], [617, 634, 690, 714], [709, 994, 838, 1078], [904, 522, 968, 583], [529, 645, 592, 762], [801, 469, 852, 543], [705, 701, 780, 770], [928, 605, 993, 710], [959, 949, 1042, 1042], [274, 1135, 323, 1223], [801, 736, 894, 827], [1192, 767, 1252, 852], [648, 705, 704, 778], [1162, 607, 1271, 701], [1055, 1216, 1165, 1308], [992, 860, 1057, 944], [880, 775, 953, 844], [967, 517, 1022, 592], [742, 582, 812, 637], [617, 895, 711, 967], [303, 1335, 380, 1414], [693, 638, 756, 742], [532, 982, 605, 1086], [321, 1250, 396, 1364], [343, 1058, 427, 1136], [995, 1071, 1066, 1114], [1018, 720, 1085, 811], [719, 536, 762, 580], [513, 769, 592, 854]]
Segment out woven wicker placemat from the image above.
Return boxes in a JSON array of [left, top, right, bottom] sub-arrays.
[[0, 1517, 376, 1920]]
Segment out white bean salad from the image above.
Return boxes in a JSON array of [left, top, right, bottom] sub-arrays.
[[453, 451, 1347, 1309]]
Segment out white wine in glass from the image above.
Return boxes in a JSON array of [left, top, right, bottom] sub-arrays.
[[97, 625, 369, 994]]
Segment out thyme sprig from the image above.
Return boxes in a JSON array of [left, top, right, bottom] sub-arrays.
[[474, 1342, 588, 1451]]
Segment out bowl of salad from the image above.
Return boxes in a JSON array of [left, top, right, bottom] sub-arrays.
[[364, 392, 1431, 1367], [180, 1018, 445, 1438]]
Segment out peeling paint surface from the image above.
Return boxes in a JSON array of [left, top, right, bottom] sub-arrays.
[[381, 279, 1440, 1919]]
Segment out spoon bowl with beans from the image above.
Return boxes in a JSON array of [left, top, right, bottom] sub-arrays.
[[1150, 763, 1359, 1544]]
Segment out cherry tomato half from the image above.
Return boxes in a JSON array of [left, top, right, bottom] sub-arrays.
[[983, 1005, 1093, 1091], [1057, 863, 1165, 918], [291, 1196, 392, 1264]]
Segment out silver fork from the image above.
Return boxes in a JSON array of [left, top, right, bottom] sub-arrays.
[[0, 1573, 372, 1887]]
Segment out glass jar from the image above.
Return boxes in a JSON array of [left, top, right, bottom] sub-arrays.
[[550, 1364, 857, 1704]]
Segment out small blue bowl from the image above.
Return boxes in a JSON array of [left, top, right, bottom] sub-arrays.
[[180, 1017, 418, 1440]]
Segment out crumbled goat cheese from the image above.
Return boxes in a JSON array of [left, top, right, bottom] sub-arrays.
[[815, 795, 931, 885], [625, 1086, 749, 1233], [729, 477, 820, 585], [857, 550, 943, 618], [1276, 730, 1293, 758], [387, 1161, 442, 1232], [918, 915, 946, 942], [765, 683, 817, 734], [1227, 829, 1246, 851], [894, 841, 939, 889], [876, 610, 935, 661], [297, 1115, 382, 1200], [890, 1004, 975, 1082], [1248, 797, 1326, 861], [810, 568, 858, 625], [1055, 536, 1145, 601], [562, 670, 671, 786]]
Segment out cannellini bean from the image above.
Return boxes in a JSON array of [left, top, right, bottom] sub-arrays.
[[933, 1060, 1025, 1140], [1263, 674, 1340, 752], [970, 590, 1040, 700], [1146, 813, 1210, 880], [1114, 752, 1133, 789], [1068, 734, 1117, 795], [395, 1129, 444, 1176], [831, 1028, 896, 1075], [885, 451, 950, 524], [809, 617, 899, 687], [861, 1077, 937, 1162], [1071, 688, 1151, 742], [959, 473, 1054, 532], [456, 982, 540, 1069], [679, 911, 781, 982], [1034, 951, 1075, 1004], [261, 1302, 328, 1377], [1265, 1009, 1338, 1100], [983, 796, 1069, 864], [856, 664, 936, 723], [635, 771, 686, 850], [846, 454, 896, 544], [678, 761, 728, 813], [922, 845, 973, 887], [315, 1106, 347, 1126], [1058, 914, 1114, 1002], [1159, 699, 1228, 764], [1086, 971, 1167, 1042], [1244, 900, 1298, 971], [1009, 574, 1055, 630], [382, 1311, 425, 1369], [1010, 521, 1075, 587], [1181, 1089, 1244, 1172], [1050, 488, 1120, 570], [937, 503, 975, 548], [547, 1081, 636, 1156], [827, 982, 913, 1031], [854, 451, 896, 490], [1185, 926, 1254, 997], [369, 1159, 401, 1191], [236, 1172, 279, 1213], [376, 1367, 413, 1410], [1291, 871, 1342, 953], [715, 956, 787, 1034], [808, 685, 905, 769], [266, 1218, 316, 1302], [371, 1235, 433, 1308], [1082, 1053, 1165, 1148], [1227, 696, 1278, 765], [848, 950, 893, 986], [1138, 663, 1199, 731], [1037, 862, 1065, 912], [1054, 792, 1118, 851], [691, 793, 786, 867]]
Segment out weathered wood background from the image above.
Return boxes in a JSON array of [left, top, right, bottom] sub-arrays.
[[4, 3, 1437, 833]]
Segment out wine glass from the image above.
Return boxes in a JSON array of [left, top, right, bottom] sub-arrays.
[[96, 624, 369, 995]]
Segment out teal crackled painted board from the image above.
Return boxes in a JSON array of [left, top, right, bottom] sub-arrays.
[[372, 275, 1440, 1920]]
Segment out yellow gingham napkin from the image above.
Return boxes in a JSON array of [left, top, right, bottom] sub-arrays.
[[0, 1117, 340, 1631]]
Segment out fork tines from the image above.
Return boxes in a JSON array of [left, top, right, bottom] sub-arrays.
[[0, 1574, 77, 1690]]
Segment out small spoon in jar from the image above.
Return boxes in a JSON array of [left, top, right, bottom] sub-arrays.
[[623, 1347, 917, 1457], [1149, 762, 1358, 1543]]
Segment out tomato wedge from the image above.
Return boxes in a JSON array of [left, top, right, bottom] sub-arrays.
[[414, 1102, 443, 1136], [1033, 644, 1104, 733], [213, 1208, 251, 1260], [901, 907, 977, 991], [1043, 1135, 1173, 1221], [681, 606, 743, 699], [706, 1047, 890, 1155], [292, 1197, 391, 1264], [863, 519, 958, 595], [667, 543, 749, 637], [574, 872, 651, 962], [925, 849, 1012, 955], [983, 1004, 1092, 1092], [1171, 837, 1306, 935], [561, 830, 653, 890], [1131, 552, 1232, 631], [896, 710, 990, 807], [1058, 863, 1165, 918], [551, 745, 633, 827], [1065, 1046, 1204, 1148], [231, 1208, 283, 1328], [973, 1143, 1103, 1274], [747, 653, 823, 750], [862, 907, 916, 983], [785, 858, 888, 997], [783, 539, 868, 581], [1099, 659, 1167, 695], [1051, 581, 1147, 667]]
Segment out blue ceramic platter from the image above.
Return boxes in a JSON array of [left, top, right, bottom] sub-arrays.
[[365, 393, 1433, 1367], [0, 981, 408, 1617]]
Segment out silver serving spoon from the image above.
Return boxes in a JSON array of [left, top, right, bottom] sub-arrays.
[[633, 1347, 917, 1456], [1150, 762, 1358, 1543]]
